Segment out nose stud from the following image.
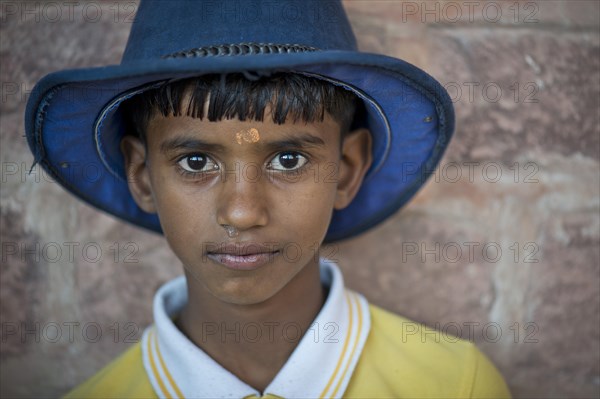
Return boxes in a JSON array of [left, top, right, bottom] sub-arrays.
[[222, 224, 239, 238]]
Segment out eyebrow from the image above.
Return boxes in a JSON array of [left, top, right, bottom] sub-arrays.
[[159, 137, 226, 154], [159, 132, 326, 155], [264, 133, 326, 152]]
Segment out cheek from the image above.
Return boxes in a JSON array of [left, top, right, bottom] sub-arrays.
[[149, 178, 214, 249], [278, 181, 337, 239]]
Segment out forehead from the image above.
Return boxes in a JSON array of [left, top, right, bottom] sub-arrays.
[[145, 112, 342, 151]]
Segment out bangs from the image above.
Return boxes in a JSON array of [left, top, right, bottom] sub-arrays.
[[124, 73, 359, 139]]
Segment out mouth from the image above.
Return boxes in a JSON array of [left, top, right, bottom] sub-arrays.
[[206, 243, 280, 271]]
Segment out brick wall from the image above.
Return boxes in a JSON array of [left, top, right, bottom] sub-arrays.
[[1, 1, 598, 397]]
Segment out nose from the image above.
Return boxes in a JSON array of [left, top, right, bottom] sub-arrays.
[[215, 168, 269, 232]]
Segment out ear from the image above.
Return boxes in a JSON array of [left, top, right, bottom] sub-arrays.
[[334, 128, 372, 210], [120, 135, 157, 213]]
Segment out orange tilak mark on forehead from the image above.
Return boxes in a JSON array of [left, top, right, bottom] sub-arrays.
[[235, 128, 260, 145]]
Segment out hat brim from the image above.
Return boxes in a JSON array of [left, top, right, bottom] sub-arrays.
[[25, 51, 454, 242]]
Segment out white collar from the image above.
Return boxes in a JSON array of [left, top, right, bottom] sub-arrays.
[[141, 259, 371, 399]]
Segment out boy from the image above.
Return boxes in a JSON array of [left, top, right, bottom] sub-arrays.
[[25, 1, 511, 397]]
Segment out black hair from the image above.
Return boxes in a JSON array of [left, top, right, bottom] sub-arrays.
[[123, 73, 361, 141]]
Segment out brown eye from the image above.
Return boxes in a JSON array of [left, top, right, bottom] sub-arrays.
[[268, 152, 308, 171], [177, 154, 218, 172]]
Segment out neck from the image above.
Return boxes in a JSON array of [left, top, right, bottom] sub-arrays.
[[176, 258, 325, 392]]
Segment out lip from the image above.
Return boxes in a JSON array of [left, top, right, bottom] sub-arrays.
[[206, 243, 280, 271]]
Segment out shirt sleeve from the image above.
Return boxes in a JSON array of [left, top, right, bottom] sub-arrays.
[[62, 342, 156, 399], [464, 344, 512, 399]]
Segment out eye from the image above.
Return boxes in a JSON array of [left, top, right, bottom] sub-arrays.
[[177, 154, 218, 173], [268, 152, 308, 171]]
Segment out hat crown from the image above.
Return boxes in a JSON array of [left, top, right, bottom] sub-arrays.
[[122, 0, 357, 63]]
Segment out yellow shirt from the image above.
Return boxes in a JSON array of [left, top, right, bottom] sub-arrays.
[[64, 304, 510, 398]]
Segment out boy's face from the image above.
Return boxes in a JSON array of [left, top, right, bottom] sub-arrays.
[[122, 108, 371, 305]]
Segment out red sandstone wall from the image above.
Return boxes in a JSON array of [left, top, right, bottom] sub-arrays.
[[1, 1, 599, 397]]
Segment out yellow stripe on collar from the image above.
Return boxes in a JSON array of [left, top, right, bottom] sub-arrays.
[[319, 291, 355, 398], [147, 329, 172, 398], [153, 328, 185, 398], [331, 293, 364, 398]]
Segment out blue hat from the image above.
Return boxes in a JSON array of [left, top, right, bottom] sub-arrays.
[[25, 0, 454, 242]]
